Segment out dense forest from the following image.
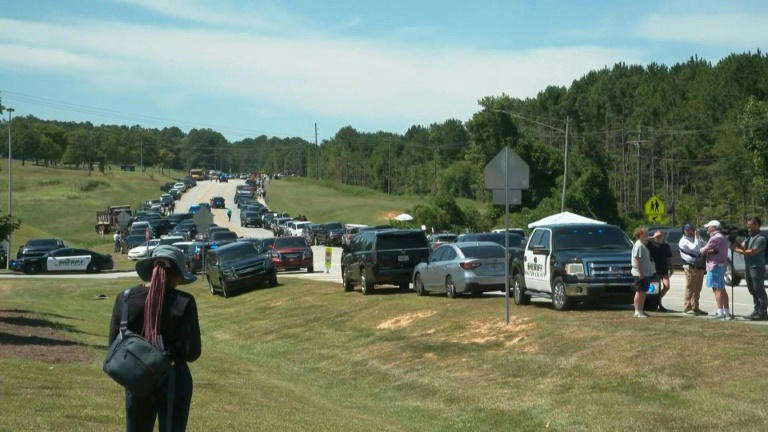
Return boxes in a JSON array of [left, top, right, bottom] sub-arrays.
[[2, 51, 768, 230]]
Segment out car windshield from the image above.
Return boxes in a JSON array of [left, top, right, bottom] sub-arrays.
[[325, 223, 342, 230], [245, 212, 259, 217], [211, 232, 238, 241], [27, 239, 58, 247], [275, 238, 307, 248], [217, 244, 258, 263], [554, 226, 632, 250], [460, 245, 505, 258], [377, 233, 428, 249]]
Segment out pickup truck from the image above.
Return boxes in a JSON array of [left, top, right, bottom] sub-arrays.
[[511, 223, 658, 310]]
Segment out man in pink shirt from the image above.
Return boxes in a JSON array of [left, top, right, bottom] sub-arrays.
[[699, 220, 732, 319]]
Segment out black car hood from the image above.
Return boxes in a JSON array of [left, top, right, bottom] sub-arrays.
[[226, 255, 269, 268]]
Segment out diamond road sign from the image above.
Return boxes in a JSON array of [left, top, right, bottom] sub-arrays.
[[484, 147, 530, 190]]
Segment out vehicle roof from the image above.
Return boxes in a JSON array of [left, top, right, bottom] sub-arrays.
[[533, 223, 621, 232], [452, 241, 505, 248]]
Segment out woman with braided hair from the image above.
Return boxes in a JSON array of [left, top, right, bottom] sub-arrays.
[[109, 245, 201, 432]]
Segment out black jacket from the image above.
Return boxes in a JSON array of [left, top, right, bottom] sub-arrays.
[[109, 285, 201, 363]]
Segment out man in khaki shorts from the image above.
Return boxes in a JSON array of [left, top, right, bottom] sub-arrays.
[[678, 224, 707, 315]]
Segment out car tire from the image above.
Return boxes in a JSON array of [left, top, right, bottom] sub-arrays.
[[307, 266, 314, 273], [361, 269, 374, 295], [25, 262, 42, 275], [414, 274, 427, 296], [551, 277, 570, 311], [86, 262, 101, 274], [220, 279, 229, 298], [513, 273, 530, 305], [342, 267, 354, 292], [445, 275, 457, 298], [269, 272, 278, 287]]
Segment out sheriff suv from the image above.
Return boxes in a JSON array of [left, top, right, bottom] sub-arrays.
[[511, 223, 657, 310], [341, 229, 429, 295]]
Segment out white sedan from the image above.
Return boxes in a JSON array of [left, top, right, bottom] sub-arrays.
[[173, 182, 186, 192], [127, 239, 161, 260]]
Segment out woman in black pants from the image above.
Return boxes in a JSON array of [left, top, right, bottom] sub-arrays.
[[109, 245, 201, 432]]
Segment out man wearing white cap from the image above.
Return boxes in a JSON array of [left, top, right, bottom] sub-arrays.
[[699, 220, 732, 319]]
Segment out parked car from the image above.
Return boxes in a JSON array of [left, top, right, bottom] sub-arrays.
[[128, 239, 162, 260], [159, 235, 186, 246], [205, 242, 277, 297], [39, 248, 114, 273], [647, 227, 686, 269], [237, 237, 273, 256], [210, 196, 226, 209], [169, 189, 182, 200], [170, 241, 196, 272], [124, 234, 148, 250], [271, 217, 293, 235], [11, 238, 68, 274], [412, 242, 505, 297], [315, 222, 344, 246], [270, 236, 313, 272], [173, 182, 186, 192], [240, 210, 262, 228], [343, 224, 368, 247], [209, 231, 238, 249], [160, 182, 175, 192], [455, 232, 526, 249], [167, 213, 193, 228], [341, 229, 429, 294], [427, 233, 457, 250]]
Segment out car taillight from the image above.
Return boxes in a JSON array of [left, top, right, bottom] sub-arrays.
[[460, 261, 482, 270]]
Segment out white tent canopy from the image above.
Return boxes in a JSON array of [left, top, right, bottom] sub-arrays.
[[394, 213, 414, 221], [527, 211, 605, 229]]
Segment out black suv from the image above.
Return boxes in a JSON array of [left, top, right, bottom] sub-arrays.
[[240, 210, 262, 228], [341, 229, 429, 295], [316, 222, 344, 246], [13, 238, 67, 274], [205, 242, 277, 297]]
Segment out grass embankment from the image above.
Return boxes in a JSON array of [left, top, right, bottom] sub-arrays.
[[0, 160, 184, 270], [2, 277, 768, 431], [267, 177, 485, 226]]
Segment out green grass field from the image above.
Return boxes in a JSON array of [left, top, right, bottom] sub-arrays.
[[0, 160, 185, 270], [2, 276, 768, 431], [266, 177, 485, 226]]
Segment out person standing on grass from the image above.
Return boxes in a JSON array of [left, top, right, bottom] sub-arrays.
[[631, 227, 654, 318], [109, 246, 201, 432], [700, 220, 732, 320], [731, 216, 768, 320], [114, 231, 122, 253], [648, 230, 673, 312], [678, 224, 707, 315]]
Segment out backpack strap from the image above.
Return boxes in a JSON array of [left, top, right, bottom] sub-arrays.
[[119, 288, 132, 338]]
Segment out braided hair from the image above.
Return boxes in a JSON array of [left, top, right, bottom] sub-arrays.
[[142, 260, 170, 347]]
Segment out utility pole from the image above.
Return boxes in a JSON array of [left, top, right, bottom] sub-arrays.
[[139, 138, 143, 173], [560, 116, 569, 212], [315, 122, 319, 179], [6, 107, 14, 269], [388, 138, 392, 194]]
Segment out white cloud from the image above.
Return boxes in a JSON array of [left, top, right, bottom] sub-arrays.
[[636, 13, 768, 46], [0, 17, 640, 124]]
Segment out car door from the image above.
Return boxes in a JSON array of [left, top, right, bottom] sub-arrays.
[[46, 249, 68, 271], [439, 246, 458, 292], [523, 229, 551, 291], [70, 249, 93, 272], [423, 246, 447, 291]]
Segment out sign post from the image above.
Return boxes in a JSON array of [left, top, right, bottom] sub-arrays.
[[484, 147, 530, 325], [193, 207, 214, 274], [644, 195, 665, 223]]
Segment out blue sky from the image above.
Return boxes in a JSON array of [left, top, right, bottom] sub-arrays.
[[1, 0, 767, 142]]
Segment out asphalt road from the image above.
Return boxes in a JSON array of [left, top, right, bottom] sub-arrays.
[[174, 179, 344, 284]]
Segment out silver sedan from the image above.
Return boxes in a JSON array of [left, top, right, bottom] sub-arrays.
[[412, 241, 506, 298]]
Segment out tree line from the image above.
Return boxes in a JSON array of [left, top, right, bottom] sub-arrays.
[[2, 51, 768, 231]]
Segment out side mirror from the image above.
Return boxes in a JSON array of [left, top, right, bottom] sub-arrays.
[[531, 245, 550, 256]]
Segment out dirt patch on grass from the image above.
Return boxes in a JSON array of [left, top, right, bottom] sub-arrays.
[[377, 310, 436, 330], [445, 317, 536, 351], [0, 310, 92, 363], [380, 211, 399, 222]]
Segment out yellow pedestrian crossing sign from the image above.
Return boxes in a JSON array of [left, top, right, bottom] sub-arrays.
[[644, 195, 665, 222]]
